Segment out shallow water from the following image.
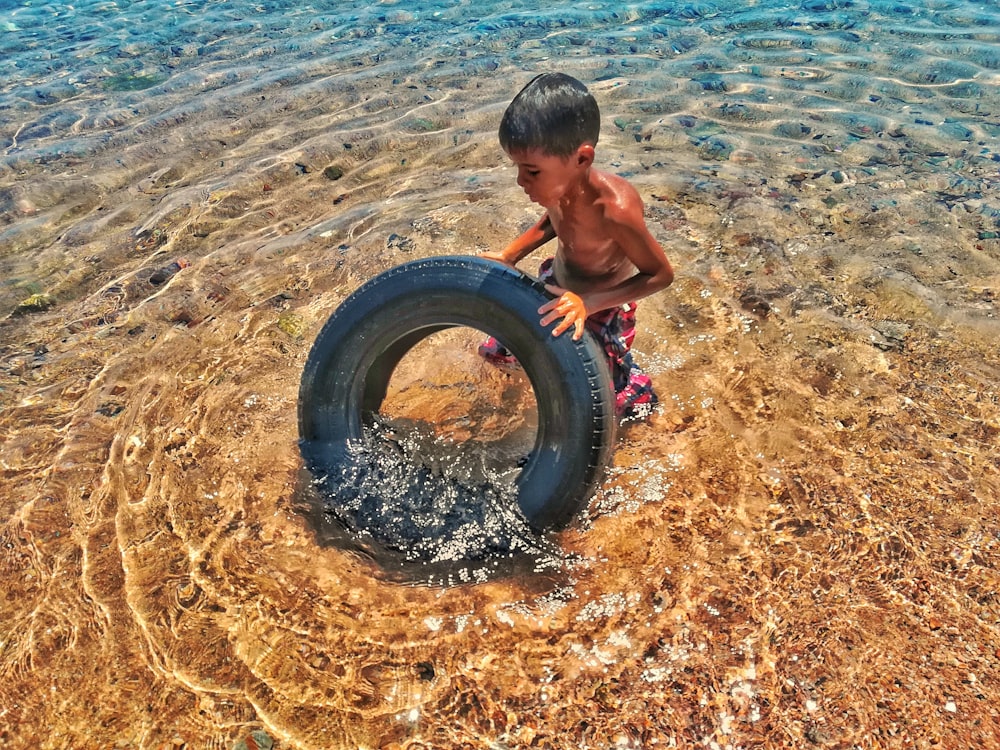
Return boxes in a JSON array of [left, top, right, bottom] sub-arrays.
[[2, 0, 999, 747]]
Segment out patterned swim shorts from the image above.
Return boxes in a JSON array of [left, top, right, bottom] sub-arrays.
[[479, 257, 657, 418]]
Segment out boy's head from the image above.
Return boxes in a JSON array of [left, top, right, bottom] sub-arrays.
[[499, 73, 600, 158]]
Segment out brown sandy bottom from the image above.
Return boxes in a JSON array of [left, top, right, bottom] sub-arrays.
[[2, 66, 1000, 749]]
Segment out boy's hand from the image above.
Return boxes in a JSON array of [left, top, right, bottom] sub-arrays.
[[539, 285, 587, 340]]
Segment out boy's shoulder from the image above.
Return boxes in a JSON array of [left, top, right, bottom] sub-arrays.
[[589, 168, 645, 222]]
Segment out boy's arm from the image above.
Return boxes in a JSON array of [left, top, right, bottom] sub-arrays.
[[540, 200, 674, 339], [580, 213, 674, 311], [481, 213, 556, 268]]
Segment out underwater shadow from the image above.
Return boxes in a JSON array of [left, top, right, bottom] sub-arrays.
[[291, 456, 572, 588]]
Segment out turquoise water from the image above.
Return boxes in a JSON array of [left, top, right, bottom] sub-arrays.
[[2, 1, 999, 748]]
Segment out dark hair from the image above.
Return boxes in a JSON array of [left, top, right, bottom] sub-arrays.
[[498, 73, 600, 157]]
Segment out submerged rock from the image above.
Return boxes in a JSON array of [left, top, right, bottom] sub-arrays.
[[13, 293, 56, 315], [698, 136, 733, 161], [232, 730, 273, 750], [149, 258, 190, 285], [277, 311, 305, 338], [386, 233, 415, 253]]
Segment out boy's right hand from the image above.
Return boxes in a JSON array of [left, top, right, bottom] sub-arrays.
[[539, 286, 588, 341]]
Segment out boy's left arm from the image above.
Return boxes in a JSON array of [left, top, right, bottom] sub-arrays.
[[588, 211, 675, 309], [540, 200, 674, 340]]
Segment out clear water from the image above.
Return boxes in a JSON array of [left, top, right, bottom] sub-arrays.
[[2, 0, 999, 747]]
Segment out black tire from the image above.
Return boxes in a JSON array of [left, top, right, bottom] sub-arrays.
[[297, 255, 616, 531]]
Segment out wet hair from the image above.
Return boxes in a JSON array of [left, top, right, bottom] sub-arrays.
[[498, 73, 600, 157]]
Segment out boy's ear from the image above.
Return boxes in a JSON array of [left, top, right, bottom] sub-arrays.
[[576, 144, 595, 167]]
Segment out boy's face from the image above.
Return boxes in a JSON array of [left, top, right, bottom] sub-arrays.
[[506, 147, 591, 208]]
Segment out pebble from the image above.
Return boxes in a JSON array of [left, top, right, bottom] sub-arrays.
[[873, 320, 911, 342], [698, 137, 733, 161], [407, 117, 437, 132], [232, 730, 274, 750], [277, 311, 305, 337], [691, 73, 727, 92], [13, 293, 55, 315], [939, 121, 973, 141], [96, 402, 124, 417], [386, 233, 415, 252], [774, 122, 812, 139], [738, 291, 772, 319], [149, 258, 190, 285]]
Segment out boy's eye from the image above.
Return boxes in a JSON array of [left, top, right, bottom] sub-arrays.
[[527, 169, 540, 177]]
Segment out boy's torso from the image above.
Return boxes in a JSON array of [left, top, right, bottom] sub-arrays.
[[548, 168, 638, 295]]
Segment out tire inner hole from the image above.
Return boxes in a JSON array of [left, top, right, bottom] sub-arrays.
[[378, 326, 539, 486]]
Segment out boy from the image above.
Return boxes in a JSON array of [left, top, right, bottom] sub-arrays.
[[480, 72, 675, 418]]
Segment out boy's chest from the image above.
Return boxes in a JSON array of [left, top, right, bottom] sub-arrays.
[[551, 211, 616, 258], [550, 219, 623, 280]]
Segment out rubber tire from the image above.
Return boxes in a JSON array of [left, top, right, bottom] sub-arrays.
[[298, 255, 616, 531]]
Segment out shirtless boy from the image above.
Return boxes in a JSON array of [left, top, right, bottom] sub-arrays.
[[480, 72, 675, 418]]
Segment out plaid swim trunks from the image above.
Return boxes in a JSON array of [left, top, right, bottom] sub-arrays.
[[479, 257, 657, 418]]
